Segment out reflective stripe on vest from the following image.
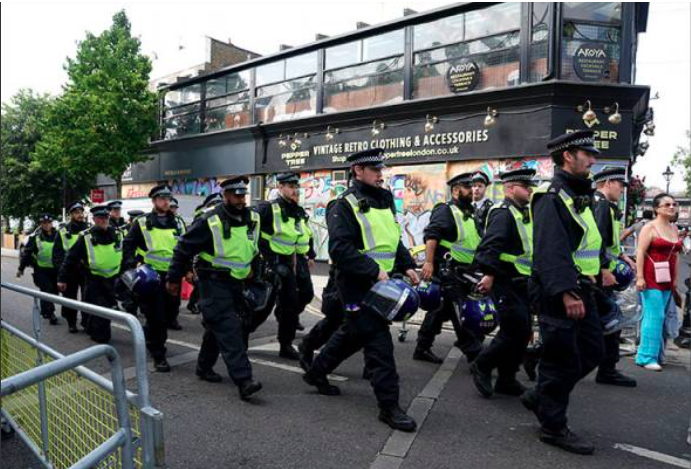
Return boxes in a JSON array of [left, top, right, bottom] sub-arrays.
[[344, 193, 399, 272], [137, 217, 178, 272], [198, 212, 259, 279], [607, 206, 622, 270], [296, 221, 312, 255], [59, 227, 79, 252], [261, 202, 304, 255], [35, 235, 55, 268], [439, 205, 481, 264], [84, 232, 123, 278], [492, 205, 533, 276]]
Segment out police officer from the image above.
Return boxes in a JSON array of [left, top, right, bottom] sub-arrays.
[[521, 130, 605, 455], [304, 148, 419, 432], [58, 205, 123, 343], [472, 171, 494, 232], [187, 193, 223, 315], [592, 166, 637, 387], [126, 210, 145, 233], [17, 214, 59, 325], [253, 172, 313, 359], [167, 197, 187, 330], [123, 184, 180, 372], [167, 176, 262, 400], [469, 168, 537, 398], [53, 201, 90, 332], [119, 209, 145, 316], [107, 200, 127, 231], [416, 172, 484, 364]]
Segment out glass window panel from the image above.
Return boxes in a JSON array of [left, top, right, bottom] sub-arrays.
[[563, 2, 621, 23], [324, 59, 404, 113], [179, 84, 201, 104], [255, 76, 317, 123], [465, 3, 520, 41], [206, 70, 251, 98], [362, 30, 404, 61], [256, 61, 285, 86], [326, 41, 361, 69], [532, 2, 550, 43], [414, 32, 519, 66], [205, 96, 251, 132], [563, 22, 620, 42], [413, 12, 465, 51], [164, 113, 201, 139], [562, 32, 621, 82], [165, 102, 200, 118], [286, 52, 318, 79]]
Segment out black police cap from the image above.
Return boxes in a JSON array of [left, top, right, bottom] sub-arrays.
[[346, 148, 386, 168], [38, 213, 53, 223], [276, 173, 300, 184], [447, 172, 474, 187], [107, 200, 123, 210], [593, 166, 628, 186], [202, 192, 223, 208], [90, 205, 110, 218], [148, 184, 172, 199], [471, 171, 491, 186], [127, 209, 145, 218], [547, 130, 600, 155], [221, 176, 250, 195], [170, 197, 179, 208], [499, 167, 538, 186], [67, 201, 85, 213]]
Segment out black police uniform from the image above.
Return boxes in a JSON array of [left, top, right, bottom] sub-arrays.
[[19, 220, 59, 322], [167, 206, 187, 330], [123, 189, 180, 366], [416, 182, 484, 362], [471, 169, 537, 396], [592, 172, 636, 387], [59, 222, 122, 343], [472, 171, 494, 234], [119, 210, 145, 316], [252, 181, 314, 357], [306, 177, 416, 412], [524, 131, 607, 454], [53, 215, 89, 330], [168, 178, 262, 398]]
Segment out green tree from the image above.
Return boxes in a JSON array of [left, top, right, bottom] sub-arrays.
[[0, 90, 74, 231], [671, 130, 691, 196], [34, 10, 158, 197]]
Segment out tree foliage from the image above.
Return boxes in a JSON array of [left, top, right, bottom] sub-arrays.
[[671, 130, 691, 196], [34, 10, 158, 196]]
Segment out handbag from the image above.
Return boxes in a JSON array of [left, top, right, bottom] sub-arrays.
[[647, 251, 674, 284]]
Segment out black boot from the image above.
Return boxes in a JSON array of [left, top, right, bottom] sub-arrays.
[[469, 362, 494, 398], [595, 369, 637, 387], [539, 427, 595, 455], [494, 376, 527, 396], [48, 313, 59, 326], [413, 347, 444, 364], [196, 368, 222, 383], [523, 349, 539, 381], [520, 388, 539, 415], [167, 319, 183, 331], [378, 406, 417, 433], [297, 341, 314, 372], [67, 322, 79, 334], [154, 358, 171, 372], [303, 372, 341, 396], [238, 379, 262, 400], [279, 344, 300, 360]]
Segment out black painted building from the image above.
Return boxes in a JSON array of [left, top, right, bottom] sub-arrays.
[[120, 2, 652, 259]]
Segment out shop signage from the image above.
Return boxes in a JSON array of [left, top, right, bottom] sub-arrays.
[[446, 60, 480, 93], [90, 189, 105, 203], [573, 43, 610, 82]]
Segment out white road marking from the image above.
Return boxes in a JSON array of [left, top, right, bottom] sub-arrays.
[[614, 443, 691, 468]]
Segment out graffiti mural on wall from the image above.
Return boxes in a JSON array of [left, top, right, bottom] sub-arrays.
[[298, 171, 347, 260], [168, 178, 223, 197]]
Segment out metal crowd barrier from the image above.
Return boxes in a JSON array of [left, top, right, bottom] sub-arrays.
[[1, 281, 165, 468], [2, 340, 134, 469]]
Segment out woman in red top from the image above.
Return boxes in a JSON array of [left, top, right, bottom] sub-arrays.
[[635, 194, 683, 371]]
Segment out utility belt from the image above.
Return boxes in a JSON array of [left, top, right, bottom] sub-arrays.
[[196, 268, 244, 283]]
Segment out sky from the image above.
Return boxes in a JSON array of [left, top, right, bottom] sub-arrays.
[[2, 0, 689, 192]]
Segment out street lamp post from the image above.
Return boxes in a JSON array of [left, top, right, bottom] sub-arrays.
[[662, 165, 675, 194]]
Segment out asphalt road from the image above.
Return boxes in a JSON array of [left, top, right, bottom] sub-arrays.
[[2, 255, 690, 469]]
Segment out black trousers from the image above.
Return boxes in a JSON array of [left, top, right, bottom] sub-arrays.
[[168, 292, 181, 325], [187, 279, 199, 310], [62, 270, 86, 327], [33, 267, 58, 317], [416, 295, 484, 358], [83, 276, 117, 343], [596, 289, 622, 373], [196, 277, 253, 384], [309, 308, 399, 410], [473, 279, 532, 379], [535, 289, 604, 431], [138, 270, 172, 361], [302, 284, 344, 352]]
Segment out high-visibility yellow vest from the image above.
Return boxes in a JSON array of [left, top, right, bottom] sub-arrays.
[[487, 204, 533, 276], [439, 204, 481, 265], [83, 230, 123, 278], [296, 220, 313, 255], [199, 212, 260, 280], [137, 216, 179, 272], [607, 205, 622, 270], [59, 227, 80, 252], [35, 232, 55, 268], [531, 187, 603, 276], [261, 202, 306, 256], [344, 193, 400, 273]]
